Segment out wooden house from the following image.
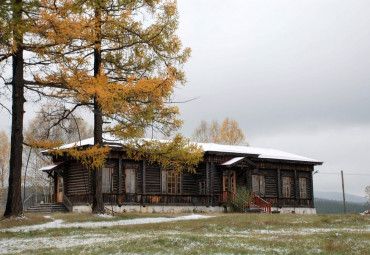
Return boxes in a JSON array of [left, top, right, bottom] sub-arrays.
[[35, 135, 322, 214]]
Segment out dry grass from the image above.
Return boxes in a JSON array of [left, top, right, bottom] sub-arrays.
[[0, 213, 369, 254], [0, 213, 51, 229]]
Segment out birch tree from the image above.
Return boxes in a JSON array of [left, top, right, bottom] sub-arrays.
[[23, 103, 92, 198]]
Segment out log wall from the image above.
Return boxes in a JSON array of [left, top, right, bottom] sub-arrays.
[[60, 152, 317, 208]]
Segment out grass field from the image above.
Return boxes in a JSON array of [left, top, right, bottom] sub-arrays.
[[0, 212, 369, 254]]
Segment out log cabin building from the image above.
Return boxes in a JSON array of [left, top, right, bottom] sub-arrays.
[[37, 135, 322, 214]]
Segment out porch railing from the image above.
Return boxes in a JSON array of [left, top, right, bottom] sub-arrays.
[[41, 194, 56, 204], [23, 193, 37, 210], [23, 193, 56, 210], [220, 190, 271, 214], [221, 190, 249, 212], [62, 193, 73, 212], [250, 193, 271, 214]]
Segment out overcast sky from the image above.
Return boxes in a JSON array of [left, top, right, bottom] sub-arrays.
[[0, 0, 369, 198], [174, 0, 370, 197]]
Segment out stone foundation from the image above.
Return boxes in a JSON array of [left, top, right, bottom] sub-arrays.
[[72, 205, 316, 214], [271, 207, 317, 214], [72, 205, 224, 214]]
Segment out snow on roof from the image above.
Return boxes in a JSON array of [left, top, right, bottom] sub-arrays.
[[198, 142, 322, 164], [39, 162, 65, 171], [219, 157, 245, 166], [54, 134, 322, 164]]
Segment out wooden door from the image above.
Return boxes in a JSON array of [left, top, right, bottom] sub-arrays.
[[222, 170, 236, 193], [57, 176, 64, 203]]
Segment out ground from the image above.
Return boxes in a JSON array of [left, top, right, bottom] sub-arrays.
[[0, 213, 369, 254]]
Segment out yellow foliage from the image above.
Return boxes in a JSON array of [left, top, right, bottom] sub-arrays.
[[192, 118, 248, 146], [52, 145, 111, 169], [124, 134, 204, 173], [18, 0, 193, 171]]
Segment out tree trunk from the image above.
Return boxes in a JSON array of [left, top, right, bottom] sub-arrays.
[[91, 4, 104, 214], [4, 0, 25, 218]]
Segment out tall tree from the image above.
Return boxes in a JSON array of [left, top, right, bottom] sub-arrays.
[[192, 118, 249, 146], [1, 0, 88, 217], [0, 0, 26, 217], [31, 0, 200, 213]]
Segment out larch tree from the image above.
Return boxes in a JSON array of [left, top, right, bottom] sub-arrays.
[[30, 0, 202, 214], [0, 0, 36, 217], [0, 0, 94, 217], [192, 118, 249, 146]]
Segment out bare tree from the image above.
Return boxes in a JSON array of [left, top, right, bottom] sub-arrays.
[[23, 103, 93, 199]]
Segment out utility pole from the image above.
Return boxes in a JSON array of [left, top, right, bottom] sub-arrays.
[[341, 170, 346, 214]]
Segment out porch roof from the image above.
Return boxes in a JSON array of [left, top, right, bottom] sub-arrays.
[[219, 157, 245, 166], [39, 162, 65, 172]]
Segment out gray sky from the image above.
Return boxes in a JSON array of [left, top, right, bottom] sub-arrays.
[[175, 0, 370, 197], [0, 0, 369, 198]]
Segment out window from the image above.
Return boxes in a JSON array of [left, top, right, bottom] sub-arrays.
[[125, 169, 136, 193], [102, 167, 113, 193], [161, 170, 182, 194], [252, 175, 265, 196], [199, 180, 206, 195], [282, 176, 291, 198], [299, 178, 307, 199]]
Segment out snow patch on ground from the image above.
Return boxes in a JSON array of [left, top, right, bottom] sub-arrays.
[[0, 233, 150, 254], [1, 224, 369, 254], [1, 214, 213, 233], [247, 227, 370, 235], [95, 213, 114, 218]]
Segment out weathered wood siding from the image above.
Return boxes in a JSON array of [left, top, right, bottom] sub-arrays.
[[65, 161, 90, 196], [182, 171, 197, 195], [60, 151, 317, 208], [144, 163, 161, 194]]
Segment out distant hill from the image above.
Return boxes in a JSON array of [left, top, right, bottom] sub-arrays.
[[315, 191, 367, 203], [315, 198, 367, 214]]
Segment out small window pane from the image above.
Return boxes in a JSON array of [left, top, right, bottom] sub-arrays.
[[299, 178, 307, 199], [125, 169, 136, 193], [252, 175, 259, 194], [199, 181, 206, 195], [163, 170, 182, 194], [282, 176, 291, 198], [102, 168, 113, 193]]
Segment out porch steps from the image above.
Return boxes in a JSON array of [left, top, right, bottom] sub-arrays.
[[25, 203, 69, 214], [246, 202, 263, 213]]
